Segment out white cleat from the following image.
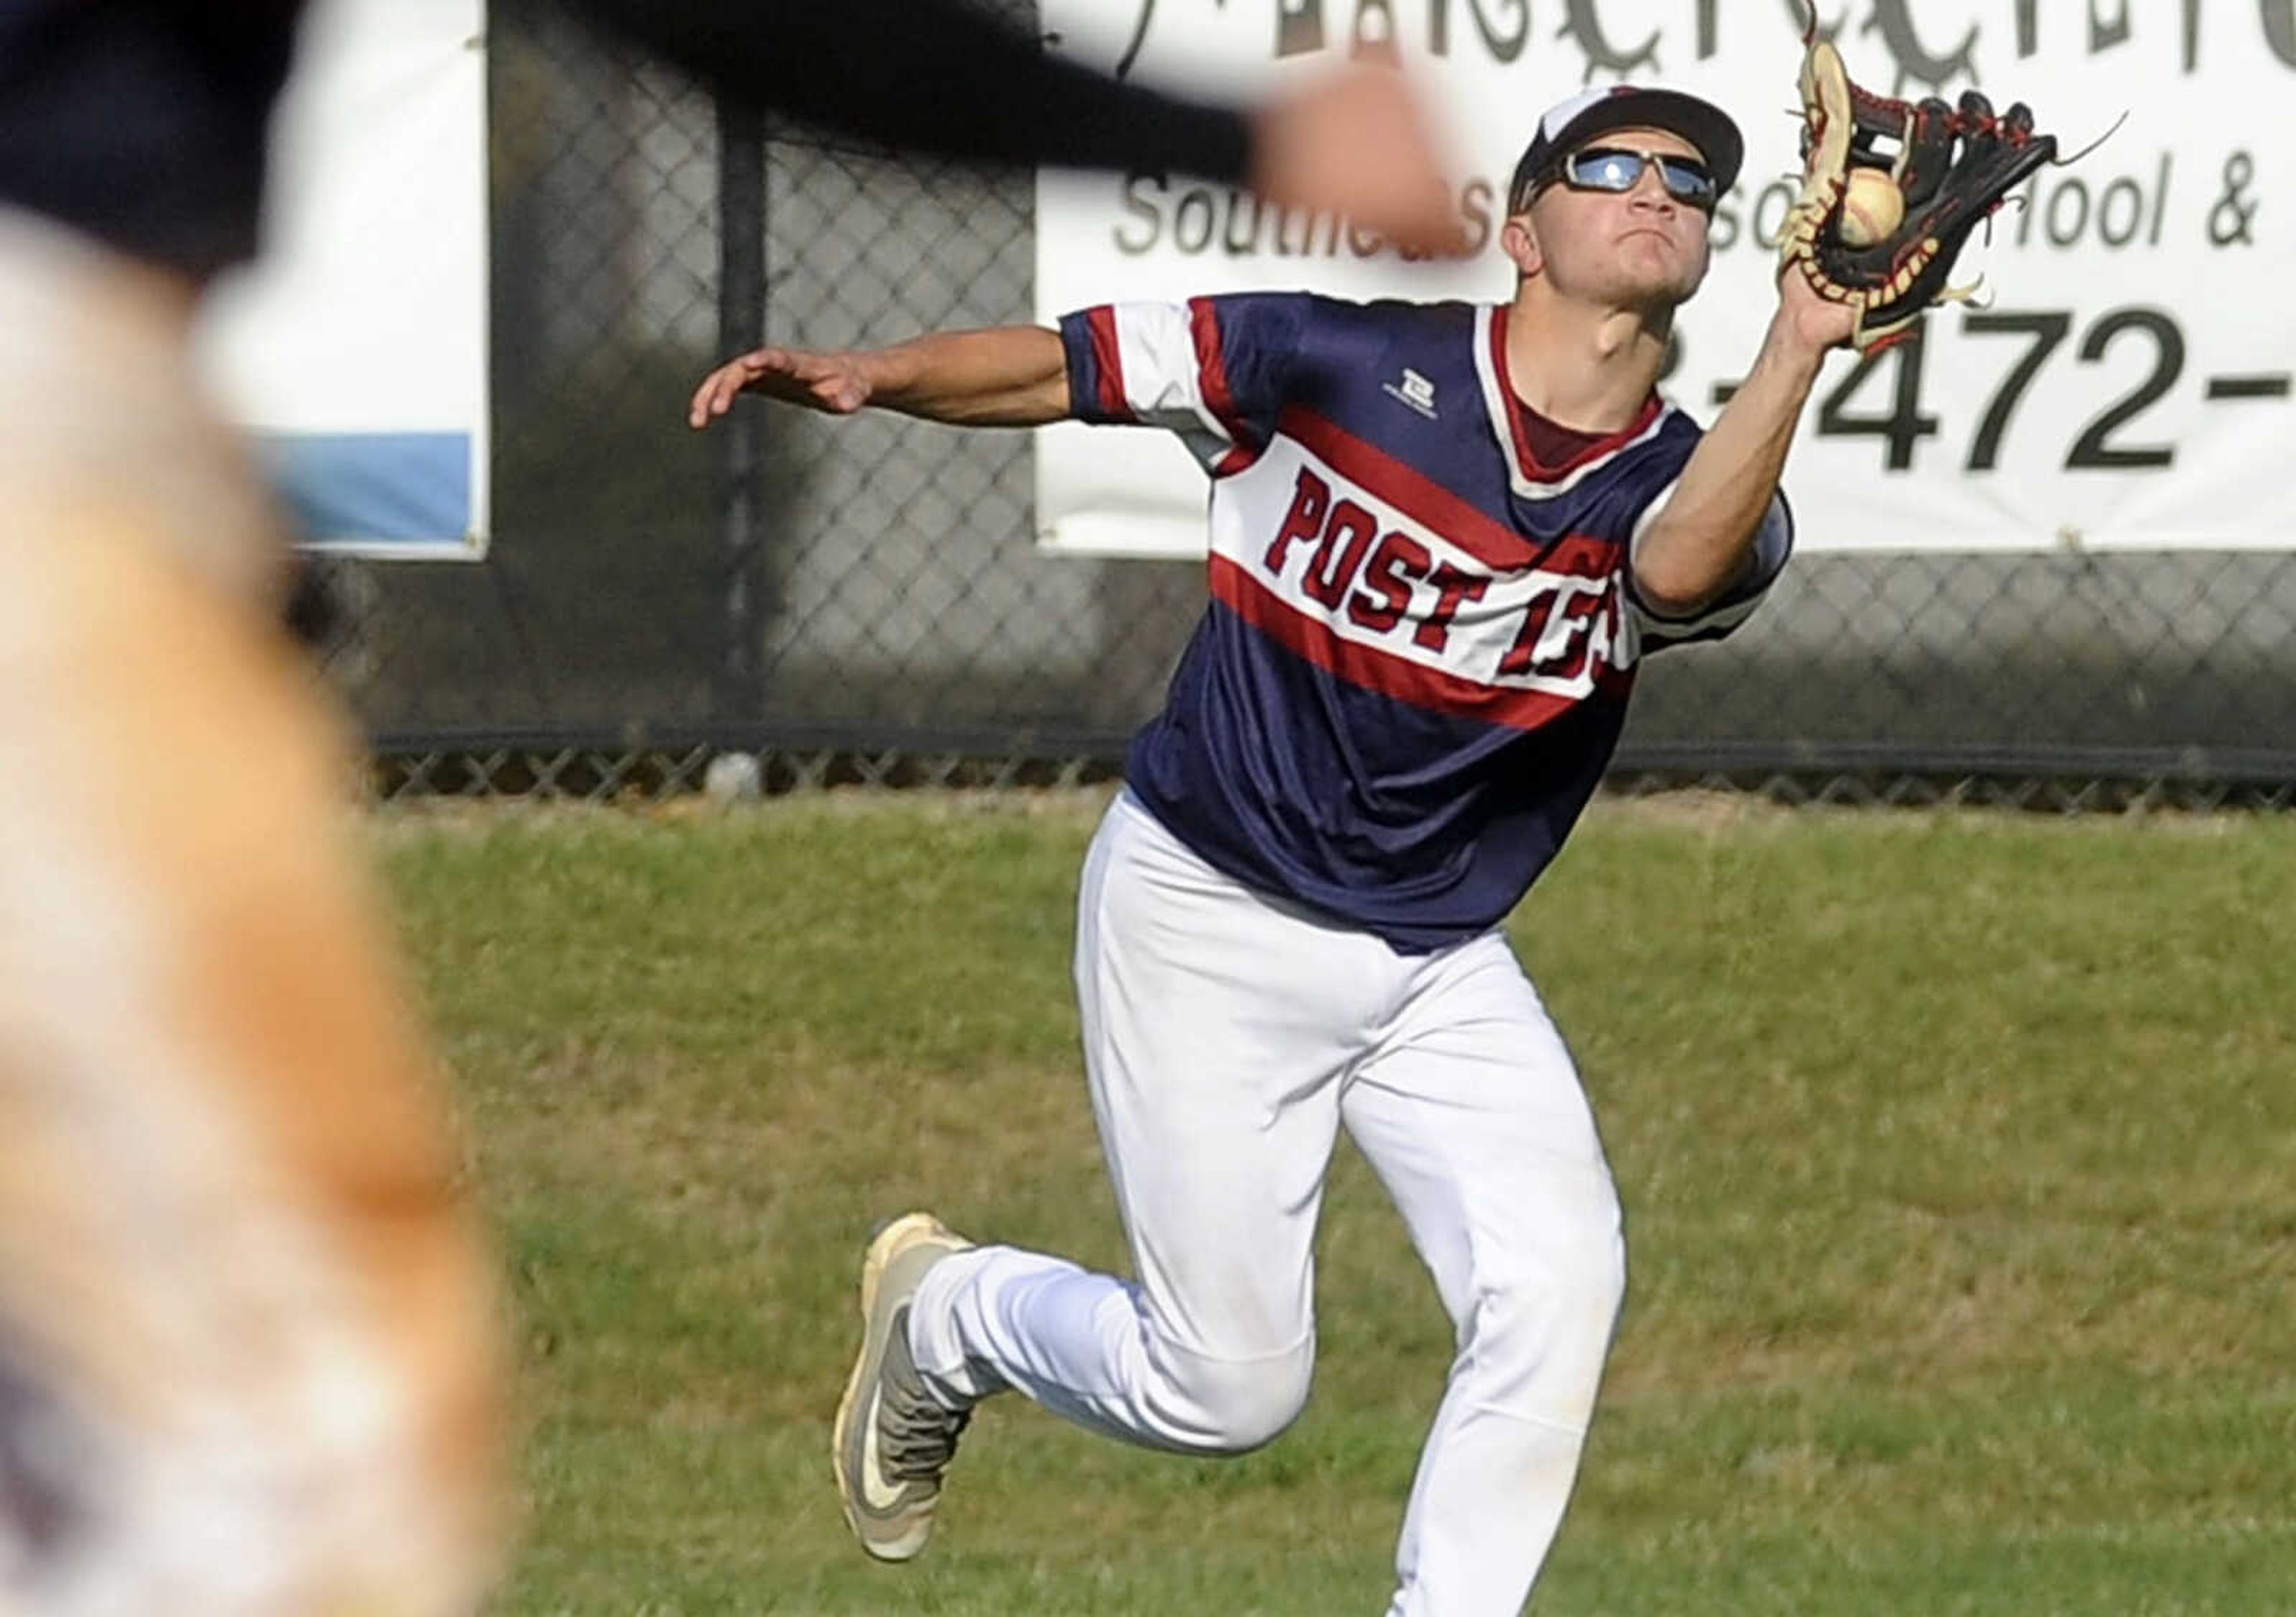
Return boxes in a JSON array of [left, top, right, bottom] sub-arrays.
[[830, 1212, 975, 1561]]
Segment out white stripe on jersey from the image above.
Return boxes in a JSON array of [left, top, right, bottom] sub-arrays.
[[1471, 306, 1675, 502], [1208, 436, 1637, 702], [1627, 481, 1794, 646], [1109, 302, 1233, 470]]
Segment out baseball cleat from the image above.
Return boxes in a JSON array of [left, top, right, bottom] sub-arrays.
[[832, 1212, 975, 1561]]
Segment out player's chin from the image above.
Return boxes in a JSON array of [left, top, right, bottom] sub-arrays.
[[1610, 258, 1706, 310]]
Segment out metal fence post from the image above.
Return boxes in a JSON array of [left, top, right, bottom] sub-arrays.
[[715, 97, 768, 726]]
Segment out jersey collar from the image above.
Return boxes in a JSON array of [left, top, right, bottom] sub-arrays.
[[1474, 304, 1672, 502]]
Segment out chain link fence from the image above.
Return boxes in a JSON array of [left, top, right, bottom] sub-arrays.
[[315, 0, 2296, 811]]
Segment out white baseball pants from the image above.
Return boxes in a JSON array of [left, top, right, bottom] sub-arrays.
[[907, 790, 1626, 1616]]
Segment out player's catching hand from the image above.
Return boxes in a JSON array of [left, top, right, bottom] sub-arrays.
[[688, 346, 877, 426], [1775, 27, 2056, 352], [1773, 247, 1860, 357]]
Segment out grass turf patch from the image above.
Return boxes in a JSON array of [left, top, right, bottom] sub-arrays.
[[377, 793, 2296, 1613]]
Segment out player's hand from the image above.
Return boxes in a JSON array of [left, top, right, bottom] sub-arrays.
[[687, 346, 876, 428], [1248, 65, 1470, 260], [1772, 260, 1860, 359]]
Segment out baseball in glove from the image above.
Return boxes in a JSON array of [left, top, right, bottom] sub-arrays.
[[1778, 30, 2058, 352]]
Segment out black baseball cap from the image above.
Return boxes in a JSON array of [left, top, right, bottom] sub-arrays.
[[1507, 84, 1745, 212]]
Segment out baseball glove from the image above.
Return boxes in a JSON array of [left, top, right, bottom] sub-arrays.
[[1778, 33, 2058, 351]]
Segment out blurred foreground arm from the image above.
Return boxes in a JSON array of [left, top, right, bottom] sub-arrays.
[[1248, 66, 1465, 256], [566, 0, 1467, 256], [688, 326, 1070, 429]]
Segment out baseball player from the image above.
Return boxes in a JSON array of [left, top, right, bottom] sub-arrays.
[[692, 84, 1860, 1613], [0, 4, 1460, 1613]]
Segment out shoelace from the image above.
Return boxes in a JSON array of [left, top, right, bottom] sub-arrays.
[[881, 1393, 970, 1484]]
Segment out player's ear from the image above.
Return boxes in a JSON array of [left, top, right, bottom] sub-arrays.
[[1501, 213, 1543, 278]]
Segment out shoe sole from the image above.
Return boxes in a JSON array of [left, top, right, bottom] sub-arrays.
[[831, 1212, 966, 1562]]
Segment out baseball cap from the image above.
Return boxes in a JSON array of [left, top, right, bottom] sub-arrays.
[[1507, 84, 1745, 212]]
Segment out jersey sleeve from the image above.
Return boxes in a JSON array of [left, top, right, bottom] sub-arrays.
[[1623, 484, 1796, 652], [1057, 293, 1309, 475]]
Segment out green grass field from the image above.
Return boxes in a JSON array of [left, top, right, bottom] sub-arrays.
[[375, 792, 2296, 1615]]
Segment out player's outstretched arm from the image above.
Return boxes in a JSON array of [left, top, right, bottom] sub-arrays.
[[688, 325, 1070, 430], [1632, 270, 1855, 617]]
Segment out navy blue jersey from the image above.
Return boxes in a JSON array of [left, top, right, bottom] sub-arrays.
[[1060, 292, 1792, 952]]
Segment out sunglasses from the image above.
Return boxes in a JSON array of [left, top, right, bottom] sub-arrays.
[[1555, 146, 1718, 211]]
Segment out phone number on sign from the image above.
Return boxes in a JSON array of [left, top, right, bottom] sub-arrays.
[[1694, 306, 2288, 475]]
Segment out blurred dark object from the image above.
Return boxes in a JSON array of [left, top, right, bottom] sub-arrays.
[[281, 548, 345, 649]]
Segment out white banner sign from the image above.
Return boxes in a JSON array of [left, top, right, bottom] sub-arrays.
[[196, 0, 489, 559], [1037, 1, 2296, 555]]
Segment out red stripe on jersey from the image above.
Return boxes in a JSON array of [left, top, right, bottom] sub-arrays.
[[1084, 306, 1132, 422], [1280, 406, 1624, 574], [1209, 554, 1604, 733], [1488, 306, 1662, 482], [1189, 296, 1258, 476]]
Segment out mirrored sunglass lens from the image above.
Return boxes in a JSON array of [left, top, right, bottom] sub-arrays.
[[1567, 151, 1643, 191], [1568, 149, 1715, 204], [1659, 158, 1716, 202]]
